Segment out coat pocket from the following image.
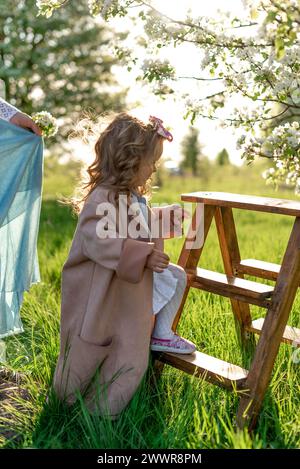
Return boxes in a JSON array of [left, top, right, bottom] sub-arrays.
[[74, 335, 114, 381], [54, 333, 114, 405], [79, 333, 113, 348]]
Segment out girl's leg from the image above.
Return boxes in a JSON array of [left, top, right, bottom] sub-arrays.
[[152, 263, 187, 340]]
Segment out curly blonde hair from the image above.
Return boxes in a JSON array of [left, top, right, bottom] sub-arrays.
[[69, 112, 164, 214]]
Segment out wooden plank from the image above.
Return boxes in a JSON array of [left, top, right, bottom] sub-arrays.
[[237, 216, 300, 430], [177, 204, 215, 270], [190, 282, 271, 308], [181, 191, 300, 217], [236, 259, 281, 281], [153, 350, 248, 390], [246, 317, 300, 346], [191, 267, 274, 302]]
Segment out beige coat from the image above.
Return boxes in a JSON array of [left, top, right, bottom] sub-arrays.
[[53, 183, 166, 417]]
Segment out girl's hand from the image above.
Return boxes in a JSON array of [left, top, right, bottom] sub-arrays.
[[146, 249, 170, 273], [170, 204, 191, 223], [164, 204, 191, 238]]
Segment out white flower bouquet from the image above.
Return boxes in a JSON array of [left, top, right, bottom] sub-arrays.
[[32, 111, 58, 137]]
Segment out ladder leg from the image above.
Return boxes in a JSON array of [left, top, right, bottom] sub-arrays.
[[173, 204, 216, 332], [237, 216, 300, 430], [149, 353, 166, 387], [152, 204, 216, 380], [214, 207, 255, 355]]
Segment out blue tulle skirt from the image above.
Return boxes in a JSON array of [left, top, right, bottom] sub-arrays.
[[0, 119, 43, 338]]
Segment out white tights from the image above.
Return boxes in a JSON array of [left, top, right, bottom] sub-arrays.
[[151, 264, 187, 339]]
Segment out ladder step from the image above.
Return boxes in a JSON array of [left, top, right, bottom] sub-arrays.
[[153, 350, 248, 390], [246, 318, 300, 346], [237, 259, 281, 281], [180, 191, 300, 216], [189, 268, 274, 307]]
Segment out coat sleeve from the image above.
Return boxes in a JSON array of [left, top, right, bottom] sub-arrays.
[[80, 201, 155, 284]]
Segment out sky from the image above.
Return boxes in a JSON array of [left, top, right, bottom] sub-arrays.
[[101, 0, 251, 167]]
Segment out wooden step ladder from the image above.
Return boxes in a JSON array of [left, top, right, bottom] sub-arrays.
[[151, 191, 300, 430]]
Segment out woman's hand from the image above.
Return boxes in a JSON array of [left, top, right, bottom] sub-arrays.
[[10, 112, 42, 136], [146, 249, 170, 273]]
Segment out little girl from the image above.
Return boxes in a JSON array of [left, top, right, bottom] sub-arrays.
[[53, 112, 196, 419], [130, 189, 196, 353]]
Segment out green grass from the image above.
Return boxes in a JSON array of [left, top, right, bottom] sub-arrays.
[[1, 163, 300, 448]]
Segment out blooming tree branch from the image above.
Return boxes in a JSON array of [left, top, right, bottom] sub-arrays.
[[35, 0, 300, 192]]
